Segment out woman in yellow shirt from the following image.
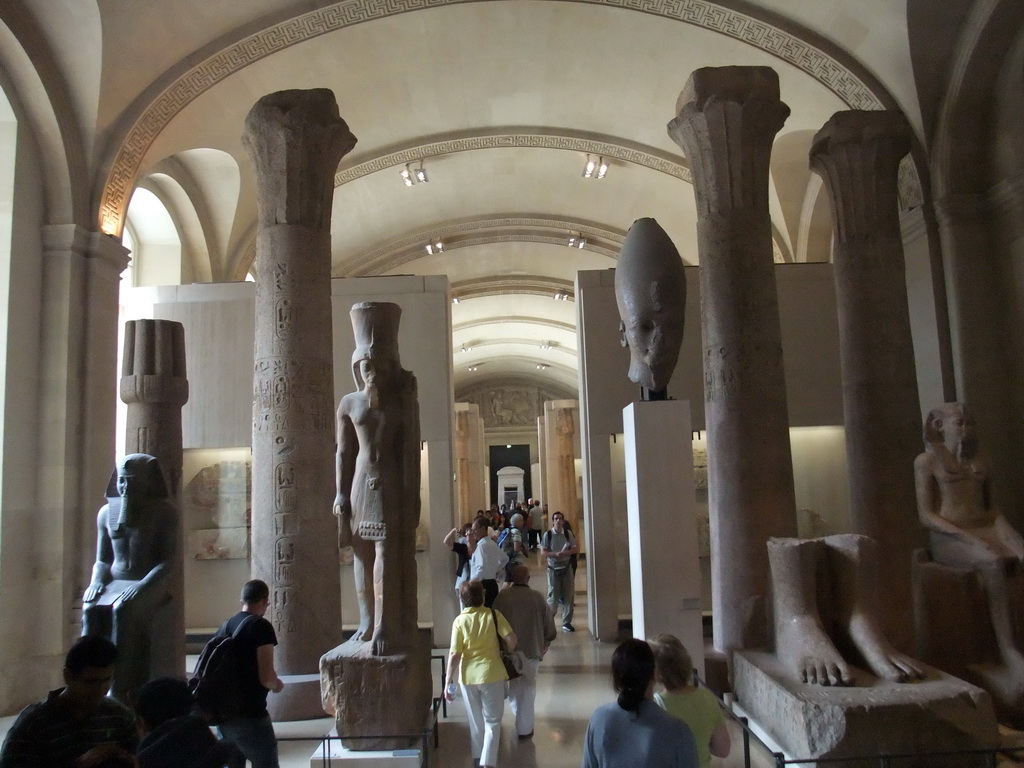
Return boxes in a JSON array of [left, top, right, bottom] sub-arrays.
[[445, 580, 518, 768], [649, 633, 731, 768]]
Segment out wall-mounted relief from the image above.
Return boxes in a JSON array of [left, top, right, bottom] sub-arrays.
[[183, 449, 252, 560], [459, 382, 575, 428], [190, 527, 250, 560]]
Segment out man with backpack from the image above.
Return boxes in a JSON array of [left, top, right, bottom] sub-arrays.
[[539, 511, 579, 632], [207, 580, 283, 768]]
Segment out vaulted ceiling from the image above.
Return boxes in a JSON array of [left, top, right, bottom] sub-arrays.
[[14, 0, 921, 397]]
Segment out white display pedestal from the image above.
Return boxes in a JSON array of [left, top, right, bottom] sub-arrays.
[[309, 729, 422, 768], [623, 400, 704, 672]]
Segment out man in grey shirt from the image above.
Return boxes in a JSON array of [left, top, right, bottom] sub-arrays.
[[492, 565, 557, 739], [539, 511, 579, 631]]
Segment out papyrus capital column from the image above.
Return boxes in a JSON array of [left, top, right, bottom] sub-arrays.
[[669, 67, 797, 657], [243, 89, 356, 720], [810, 110, 923, 650]]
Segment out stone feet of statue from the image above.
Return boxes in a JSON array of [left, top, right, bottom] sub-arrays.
[[350, 622, 372, 643], [371, 630, 392, 657], [777, 613, 853, 686], [848, 611, 924, 683]]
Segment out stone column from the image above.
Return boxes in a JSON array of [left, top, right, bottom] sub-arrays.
[[668, 67, 798, 655], [809, 110, 924, 651], [119, 319, 188, 678], [243, 89, 356, 720], [543, 400, 579, 535]]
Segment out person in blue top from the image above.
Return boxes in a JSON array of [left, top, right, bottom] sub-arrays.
[[581, 639, 699, 768]]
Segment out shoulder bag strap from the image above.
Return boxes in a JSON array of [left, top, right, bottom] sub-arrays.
[[490, 608, 505, 651]]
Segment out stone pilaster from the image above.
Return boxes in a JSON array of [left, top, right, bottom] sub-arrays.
[[120, 319, 189, 676], [454, 403, 485, 519], [243, 89, 356, 720], [809, 110, 924, 651], [543, 400, 579, 535], [668, 67, 797, 655]]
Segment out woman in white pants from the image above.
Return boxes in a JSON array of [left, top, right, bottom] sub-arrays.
[[445, 580, 518, 768]]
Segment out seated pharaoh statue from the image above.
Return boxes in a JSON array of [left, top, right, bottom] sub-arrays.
[[82, 454, 177, 704], [913, 403, 1024, 720], [769, 534, 924, 686]]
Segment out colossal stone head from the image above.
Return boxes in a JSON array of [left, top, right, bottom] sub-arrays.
[[350, 301, 402, 390], [614, 218, 687, 395]]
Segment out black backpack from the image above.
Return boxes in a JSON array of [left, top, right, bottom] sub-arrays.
[[188, 614, 256, 724]]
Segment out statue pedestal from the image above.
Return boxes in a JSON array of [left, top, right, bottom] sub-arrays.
[[320, 639, 432, 750], [267, 674, 324, 721], [913, 549, 1024, 726], [733, 650, 998, 765], [308, 730, 422, 768], [622, 400, 703, 672]]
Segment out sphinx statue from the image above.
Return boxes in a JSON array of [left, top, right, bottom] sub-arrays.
[[82, 454, 177, 703], [614, 217, 686, 400]]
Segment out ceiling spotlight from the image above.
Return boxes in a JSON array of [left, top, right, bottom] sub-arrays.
[[425, 240, 444, 255], [582, 154, 596, 178], [553, 292, 564, 300], [415, 160, 428, 183], [452, 297, 460, 304], [567, 235, 576, 248], [536, 363, 548, 370], [596, 157, 608, 179], [577, 236, 587, 249], [400, 164, 414, 187], [468, 365, 478, 371], [540, 342, 551, 350]]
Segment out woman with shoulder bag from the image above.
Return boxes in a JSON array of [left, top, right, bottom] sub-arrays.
[[445, 580, 518, 768]]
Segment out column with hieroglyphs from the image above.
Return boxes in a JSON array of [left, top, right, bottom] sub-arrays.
[[243, 89, 356, 720], [668, 67, 798, 656], [809, 110, 924, 651]]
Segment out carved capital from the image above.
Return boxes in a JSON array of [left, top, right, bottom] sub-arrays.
[[809, 110, 910, 244], [668, 66, 790, 216], [242, 89, 357, 229]]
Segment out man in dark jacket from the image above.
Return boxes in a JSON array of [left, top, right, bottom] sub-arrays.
[[135, 677, 236, 768]]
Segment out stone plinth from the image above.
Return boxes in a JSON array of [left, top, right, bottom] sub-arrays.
[[913, 550, 1024, 726], [733, 650, 998, 765], [309, 734, 421, 768], [321, 639, 432, 750], [668, 66, 798, 655], [243, 88, 357, 720], [623, 400, 703, 674], [810, 111, 923, 652]]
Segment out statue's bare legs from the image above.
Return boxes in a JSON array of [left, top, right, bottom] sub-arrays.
[[769, 537, 853, 686], [371, 540, 391, 656], [351, 537, 375, 642], [827, 534, 924, 683], [979, 564, 1024, 669]]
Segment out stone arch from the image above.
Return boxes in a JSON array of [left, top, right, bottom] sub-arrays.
[[94, 0, 909, 237]]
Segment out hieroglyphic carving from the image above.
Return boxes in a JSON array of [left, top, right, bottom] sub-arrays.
[[99, 0, 897, 235], [253, 357, 334, 432]]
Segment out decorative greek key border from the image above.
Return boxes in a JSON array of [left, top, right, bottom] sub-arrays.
[[99, 0, 888, 233]]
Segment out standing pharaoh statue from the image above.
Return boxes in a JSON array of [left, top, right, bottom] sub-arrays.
[[333, 301, 421, 655], [323, 301, 430, 749], [915, 403, 1024, 668], [82, 454, 177, 703]]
